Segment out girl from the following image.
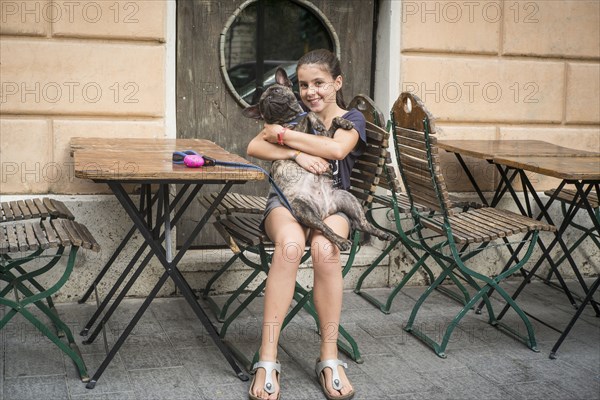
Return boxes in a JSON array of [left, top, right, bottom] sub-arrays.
[[247, 49, 365, 400]]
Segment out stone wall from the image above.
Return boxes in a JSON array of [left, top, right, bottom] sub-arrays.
[[399, 0, 600, 191], [0, 0, 167, 194]]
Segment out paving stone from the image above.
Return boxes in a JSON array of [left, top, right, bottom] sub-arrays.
[[160, 318, 216, 349], [499, 380, 579, 400], [197, 382, 249, 400], [4, 376, 68, 400], [150, 297, 198, 321], [2, 280, 598, 400], [176, 346, 249, 387], [65, 352, 132, 397], [357, 353, 443, 397], [71, 391, 138, 400], [432, 367, 513, 399], [4, 341, 65, 378], [128, 367, 200, 400], [119, 344, 184, 370]]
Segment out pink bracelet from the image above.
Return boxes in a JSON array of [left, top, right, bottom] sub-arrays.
[[277, 127, 287, 145]]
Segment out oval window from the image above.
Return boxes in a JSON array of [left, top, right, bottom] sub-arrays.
[[220, 0, 339, 107]]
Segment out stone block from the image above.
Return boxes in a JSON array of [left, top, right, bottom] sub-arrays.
[[51, 119, 163, 193], [401, 0, 500, 54], [0, 118, 51, 193], [503, 0, 600, 58], [52, 0, 166, 41], [0, 0, 49, 36], [0, 39, 165, 116], [437, 125, 499, 192], [401, 56, 564, 123], [566, 63, 600, 124]]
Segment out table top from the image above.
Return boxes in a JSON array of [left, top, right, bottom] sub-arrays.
[[438, 140, 599, 160], [72, 138, 265, 182], [492, 155, 600, 181]]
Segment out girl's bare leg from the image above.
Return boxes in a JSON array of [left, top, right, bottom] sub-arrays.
[[311, 214, 354, 398], [251, 207, 307, 400]]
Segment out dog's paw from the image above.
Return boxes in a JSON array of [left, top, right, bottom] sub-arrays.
[[336, 239, 353, 252], [332, 117, 355, 131], [381, 232, 395, 241]]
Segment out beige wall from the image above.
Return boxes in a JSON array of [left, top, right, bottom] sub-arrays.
[[400, 0, 600, 191], [0, 0, 167, 194]]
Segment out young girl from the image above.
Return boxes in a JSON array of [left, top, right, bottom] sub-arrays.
[[246, 49, 365, 400]]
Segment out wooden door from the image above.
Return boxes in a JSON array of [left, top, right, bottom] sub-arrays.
[[176, 0, 378, 247]]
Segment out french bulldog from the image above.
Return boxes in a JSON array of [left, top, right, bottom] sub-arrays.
[[243, 68, 393, 250]]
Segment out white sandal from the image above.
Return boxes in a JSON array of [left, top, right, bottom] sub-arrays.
[[249, 360, 281, 400], [315, 359, 355, 400]]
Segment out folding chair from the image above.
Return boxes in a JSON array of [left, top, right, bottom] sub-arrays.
[[351, 98, 479, 314], [200, 95, 390, 368], [0, 207, 100, 381], [0, 198, 76, 335], [392, 92, 556, 358]]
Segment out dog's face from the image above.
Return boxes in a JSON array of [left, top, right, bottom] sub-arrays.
[[242, 68, 304, 125]]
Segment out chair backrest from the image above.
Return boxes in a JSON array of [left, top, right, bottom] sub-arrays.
[[391, 92, 453, 215], [347, 95, 391, 208], [349, 95, 402, 200]]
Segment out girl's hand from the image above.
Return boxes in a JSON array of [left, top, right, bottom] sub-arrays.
[[295, 152, 330, 175], [261, 123, 284, 144]]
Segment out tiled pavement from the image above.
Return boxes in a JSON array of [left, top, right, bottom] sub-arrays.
[[1, 279, 599, 400]]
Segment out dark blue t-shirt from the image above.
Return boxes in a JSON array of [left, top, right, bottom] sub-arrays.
[[329, 108, 367, 190]]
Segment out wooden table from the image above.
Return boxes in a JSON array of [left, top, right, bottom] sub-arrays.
[[438, 140, 599, 207], [438, 139, 600, 358], [73, 138, 264, 388]]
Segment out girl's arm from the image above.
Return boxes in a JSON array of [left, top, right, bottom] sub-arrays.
[[261, 123, 359, 160]]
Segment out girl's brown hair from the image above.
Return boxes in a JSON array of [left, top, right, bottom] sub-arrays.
[[297, 49, 346, 109]]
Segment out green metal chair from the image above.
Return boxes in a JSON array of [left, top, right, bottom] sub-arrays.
[[200, 95, 391, 369], [392, 92, 556, 358], [351, 97, 478, 314], [1, 216, 100, 381], [0, 198, 77, 336]]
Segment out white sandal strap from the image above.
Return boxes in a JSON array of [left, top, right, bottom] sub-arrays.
[[315, 359, 347, 391], [252, 361, 281, 394]]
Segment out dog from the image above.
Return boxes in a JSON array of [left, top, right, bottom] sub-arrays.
[[243, 68, 393, 250]]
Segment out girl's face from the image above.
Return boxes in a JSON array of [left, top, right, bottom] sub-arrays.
[[297, 63, 342, 114]]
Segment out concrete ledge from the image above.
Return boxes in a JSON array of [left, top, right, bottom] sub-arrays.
[[0, 193, 597, 303]]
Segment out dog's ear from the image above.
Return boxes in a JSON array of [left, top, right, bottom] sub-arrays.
[[242, 104, 263, 119], [275, 67, 293, 88]]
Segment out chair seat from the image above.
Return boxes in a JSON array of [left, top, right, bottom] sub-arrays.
[[544, 188, 598, 209], [421, 207, 556, 244], [200, 192, 267, 216], [1, 198, 75, 222], [0, 219, 100, 254], [214, 215, 269, 250]]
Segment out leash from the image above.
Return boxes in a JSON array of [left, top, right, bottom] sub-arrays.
[[207, 157, 294, 213], [174, 112, 312, 216], [174, 151, 294, 214]]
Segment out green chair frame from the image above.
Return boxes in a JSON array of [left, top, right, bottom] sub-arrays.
[[391, 92, 556, 358], [1, 218, 100, 381]]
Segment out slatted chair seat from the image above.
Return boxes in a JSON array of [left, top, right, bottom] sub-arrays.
[[391, 92, 556, 358], [421, 207, 555, 244], [1, 216, 100, 382], [200, 94, 390, 368], [1, 198, 75, 222], [0, 219, 100, 254], [199, 192, 268, 216], [544, 188, 599, 209]]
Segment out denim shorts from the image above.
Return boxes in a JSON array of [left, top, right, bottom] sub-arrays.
[[261, 191, 351, 235]]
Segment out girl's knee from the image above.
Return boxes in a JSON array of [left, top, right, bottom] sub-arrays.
[[273, 238, 305, 265]]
